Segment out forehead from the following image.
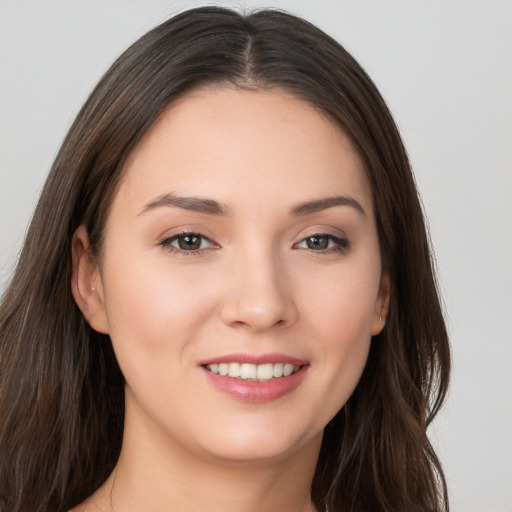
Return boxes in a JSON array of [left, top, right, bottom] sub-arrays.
[[116, 87, 373, 216]]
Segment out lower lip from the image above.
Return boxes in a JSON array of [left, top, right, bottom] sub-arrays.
[[202, 365, 309, 403]]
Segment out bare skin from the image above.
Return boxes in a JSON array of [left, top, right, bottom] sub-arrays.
[[74, 423, 320, 512], [71, 87, 389, 512]]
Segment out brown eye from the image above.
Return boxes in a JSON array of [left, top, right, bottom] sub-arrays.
[[177, 234, 202, 250], [306, 236, 329, 250], [159, 232, 217, 254]]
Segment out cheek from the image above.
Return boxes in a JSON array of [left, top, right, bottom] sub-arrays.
[[100, 257, 219, 377], [301, 262, 380, 410], [316, 286, 374, 380], [306, 261, 381, 340]]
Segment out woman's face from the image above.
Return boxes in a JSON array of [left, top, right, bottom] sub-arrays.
[[75, 87, 389, 466]]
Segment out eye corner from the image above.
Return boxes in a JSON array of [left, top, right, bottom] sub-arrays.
[[158, 231, 220, 256], [294, 233, 350, 254]]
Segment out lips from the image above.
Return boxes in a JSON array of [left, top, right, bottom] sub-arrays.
[[206, 362, 300, 381], [199, 353, 309, 403]]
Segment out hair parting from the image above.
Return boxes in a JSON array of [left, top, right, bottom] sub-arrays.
[[0, 7, 450, 512]]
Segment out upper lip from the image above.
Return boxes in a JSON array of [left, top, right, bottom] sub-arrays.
[[198, 353, 309, 366]]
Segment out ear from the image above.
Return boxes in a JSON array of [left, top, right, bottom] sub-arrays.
[[371, 272, 391, 336], [71, 225, 109, 334]]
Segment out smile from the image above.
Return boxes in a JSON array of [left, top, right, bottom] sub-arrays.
[[200, 354, 309, 402], [205, 362, 300, 382]]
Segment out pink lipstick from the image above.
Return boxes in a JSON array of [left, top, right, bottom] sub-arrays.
[[199, 353, 309, 403]]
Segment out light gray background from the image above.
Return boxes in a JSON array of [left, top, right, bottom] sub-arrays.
[[1, 1, 511, 510]]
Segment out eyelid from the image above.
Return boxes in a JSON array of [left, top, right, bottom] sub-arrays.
[[158, 230, 220, 255], [156, 228, 349, 256], [294, 232, 350, 253]]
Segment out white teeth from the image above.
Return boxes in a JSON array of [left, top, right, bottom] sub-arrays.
[[256, 363, 274, 380], [206, 362, 300, 381], [240, 363, 256, 379], [283, 363, 294, 376], [228, 362, 240, 377], [273, 363, 284, 378]]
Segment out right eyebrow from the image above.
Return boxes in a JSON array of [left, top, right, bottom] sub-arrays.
[[138, 193, 230, 216]]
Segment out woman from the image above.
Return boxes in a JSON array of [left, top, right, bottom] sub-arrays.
[[0, 6, 450, 512]]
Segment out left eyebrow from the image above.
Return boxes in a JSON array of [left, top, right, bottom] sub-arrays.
[[139, 193, 230, 216], [291, 195, 366, 217]]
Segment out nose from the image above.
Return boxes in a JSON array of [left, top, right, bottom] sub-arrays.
[[220, 248, 298, 332]]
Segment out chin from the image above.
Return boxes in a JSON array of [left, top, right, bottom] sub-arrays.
[[191, 417, 323, 466]]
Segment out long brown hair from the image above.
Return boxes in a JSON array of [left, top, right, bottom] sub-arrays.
[[0, 7, 450, 512]]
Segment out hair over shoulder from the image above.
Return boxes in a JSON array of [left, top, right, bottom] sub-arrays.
[[0, 6, 450, 512]]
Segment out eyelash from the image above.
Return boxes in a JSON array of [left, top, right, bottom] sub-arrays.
[[158, 232, 350, 256], [295, 234, 350, 254], [158, 231, 217, 256]]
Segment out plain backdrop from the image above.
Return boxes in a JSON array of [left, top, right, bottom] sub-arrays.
[[1, 1, 511, 511]]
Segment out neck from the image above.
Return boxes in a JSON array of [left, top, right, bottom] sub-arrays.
[[79, 395, 322, 512]]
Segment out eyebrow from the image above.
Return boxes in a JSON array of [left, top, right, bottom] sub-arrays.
[[291, 195, 366, 217], [139, 193, 366, 217], [139, 194, 229, 216]]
